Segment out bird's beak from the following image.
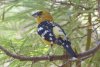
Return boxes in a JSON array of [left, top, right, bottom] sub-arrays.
[[32, 13, 37, 18], [32, 14, 34, 17], [32, 11, 42, 18]]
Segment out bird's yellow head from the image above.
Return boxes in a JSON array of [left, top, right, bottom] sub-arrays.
[[32, 10, 53, 24]]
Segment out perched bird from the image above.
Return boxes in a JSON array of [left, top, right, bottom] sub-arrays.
[[32, 10, 77, 58]]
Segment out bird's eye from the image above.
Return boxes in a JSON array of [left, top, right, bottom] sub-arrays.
[[38, 11, 42, 15]]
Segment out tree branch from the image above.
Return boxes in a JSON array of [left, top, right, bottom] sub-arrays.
[[54, 1, 93, 10], [0, 40, 99, 62]]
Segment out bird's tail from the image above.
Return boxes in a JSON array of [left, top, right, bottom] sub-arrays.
[[62, 40, 77, 58]]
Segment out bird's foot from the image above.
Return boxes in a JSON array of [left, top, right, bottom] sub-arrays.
[[46, 51, 54, 56], [46, 44, 54, 56]]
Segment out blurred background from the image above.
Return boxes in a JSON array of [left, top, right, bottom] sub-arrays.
[[0, 0, 100, 67]]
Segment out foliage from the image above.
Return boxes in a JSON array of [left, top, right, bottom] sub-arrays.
[[0, 0, 99, 67]]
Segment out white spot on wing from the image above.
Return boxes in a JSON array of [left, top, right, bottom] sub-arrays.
[[49, 37, 52, 40], [49, 33, 53, 36], [38, 27, 43, 32], [66, 45, 69, 48], [42, 30, 48, 36]]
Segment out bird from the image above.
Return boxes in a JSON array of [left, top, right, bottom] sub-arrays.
[[32, 10, 77, 59]]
